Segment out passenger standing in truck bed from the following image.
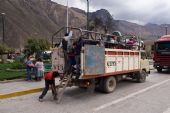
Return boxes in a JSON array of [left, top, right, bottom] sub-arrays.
[[75, 37, 84, 78], [59, 30, 73, 74]]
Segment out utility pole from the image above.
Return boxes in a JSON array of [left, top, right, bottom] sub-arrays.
[[86, 0, 89, 39], [66, 0, 69, 33], [165, 25, 168, 35], [87, 0, 89, 31], [1, 13, 5, 44]]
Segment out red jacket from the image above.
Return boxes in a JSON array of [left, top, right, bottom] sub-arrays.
[[44, 71, 53, 80]]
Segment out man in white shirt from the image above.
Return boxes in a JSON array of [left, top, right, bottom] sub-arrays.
[[59, 30, 73, 74], [59, 30, 73, 48]]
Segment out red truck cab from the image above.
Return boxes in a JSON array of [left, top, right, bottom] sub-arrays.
[[153, 35, 170, 72]]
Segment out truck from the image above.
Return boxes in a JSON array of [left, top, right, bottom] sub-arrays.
[[153, 35, 170, 72], [52, 27, 150, 102]]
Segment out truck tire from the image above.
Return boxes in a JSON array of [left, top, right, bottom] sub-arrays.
[[79, 86, 87, 89], [96, 78, 104, 92], [103, 76, 116, 93], [136, 70, 147, 83], [157, 68, 162, 73]]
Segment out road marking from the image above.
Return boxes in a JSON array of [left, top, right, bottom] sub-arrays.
[[163, 108, 170, 113], [93, 79, 170, 112]]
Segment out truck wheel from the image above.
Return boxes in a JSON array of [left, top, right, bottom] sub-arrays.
[[96, 78, 104, 92], [136, 70, 147, 83], [157, 68, 162, 73], [103, 76, 116, 93]]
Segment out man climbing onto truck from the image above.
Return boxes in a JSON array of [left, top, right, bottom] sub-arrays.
[[59, 29, 73, 74]]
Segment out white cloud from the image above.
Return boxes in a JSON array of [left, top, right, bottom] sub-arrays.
[[52, 0, 95, 12], [52, 0, 170, 25]]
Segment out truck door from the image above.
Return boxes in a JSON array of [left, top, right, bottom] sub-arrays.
[[82, 45, 105, 76], [140, 51, 150, 72]]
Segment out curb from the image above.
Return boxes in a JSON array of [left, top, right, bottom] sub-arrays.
[[0, 79, 24, 84], [0, 87, 43, 99]]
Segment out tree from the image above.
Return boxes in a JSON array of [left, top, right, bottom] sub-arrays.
[[0, 44, 14, 55], [24, 38, 50, 59], [0, 44, 14, 63], [0, 44, 8, 55]]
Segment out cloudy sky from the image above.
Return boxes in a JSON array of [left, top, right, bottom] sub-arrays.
[[52, 0, 170, 25]]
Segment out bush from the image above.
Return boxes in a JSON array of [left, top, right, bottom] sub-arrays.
[[0, 70, 25, 81], [0, 61, 25, 70], [10, 61, 25, 69]]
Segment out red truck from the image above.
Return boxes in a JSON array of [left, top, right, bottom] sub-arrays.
[[153, 35, 170, 72]]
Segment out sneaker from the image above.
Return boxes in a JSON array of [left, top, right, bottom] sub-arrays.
[[39, 98, 43, 102]]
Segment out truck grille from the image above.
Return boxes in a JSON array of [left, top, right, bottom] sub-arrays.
[[156, 55, 170, 62]]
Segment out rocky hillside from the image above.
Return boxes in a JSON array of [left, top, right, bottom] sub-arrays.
[[116, 21, 169, 40], [0, 0, 169, 48], [89, 9, 170, 40], [0, 0, 86, 48]]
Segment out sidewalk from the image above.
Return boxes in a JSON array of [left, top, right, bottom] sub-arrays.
[[0, 78, 59, 99]]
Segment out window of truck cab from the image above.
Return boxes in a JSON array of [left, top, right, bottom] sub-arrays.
[[155, 41, 170, 51], [141, 51, 147, 59]]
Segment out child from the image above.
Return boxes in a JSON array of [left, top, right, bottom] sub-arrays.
[[39, 68, 60, 102]]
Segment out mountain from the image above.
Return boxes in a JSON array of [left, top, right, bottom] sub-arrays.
[[89, 9, 169, 40], [0, 0, 168, 48], [0, 0, 86, 48], [89, 9, 117, 32]]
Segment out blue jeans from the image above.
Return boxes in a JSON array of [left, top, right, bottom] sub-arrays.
[[75, 55, 80, 76], [26, 68, 32, 80]]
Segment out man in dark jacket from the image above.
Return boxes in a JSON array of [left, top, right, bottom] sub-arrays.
[[75, 37, 83, 78]]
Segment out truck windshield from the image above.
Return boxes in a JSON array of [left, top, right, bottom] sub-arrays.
[[155, 41, 170, 51]]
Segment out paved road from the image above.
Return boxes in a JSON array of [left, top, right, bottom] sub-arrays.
[[0, 70, 170, 113]]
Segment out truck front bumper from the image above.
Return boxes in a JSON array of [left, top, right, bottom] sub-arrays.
[[154, 62, 170, 69]]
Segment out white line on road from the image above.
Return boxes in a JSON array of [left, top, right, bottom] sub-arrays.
[[163, 108, 170, 113], [93, 79, 170, 112]]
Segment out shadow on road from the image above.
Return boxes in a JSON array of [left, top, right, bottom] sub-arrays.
[[161, 69, 170, 74], [151, 69, 170, 75], [58, 79, 142, 104]]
